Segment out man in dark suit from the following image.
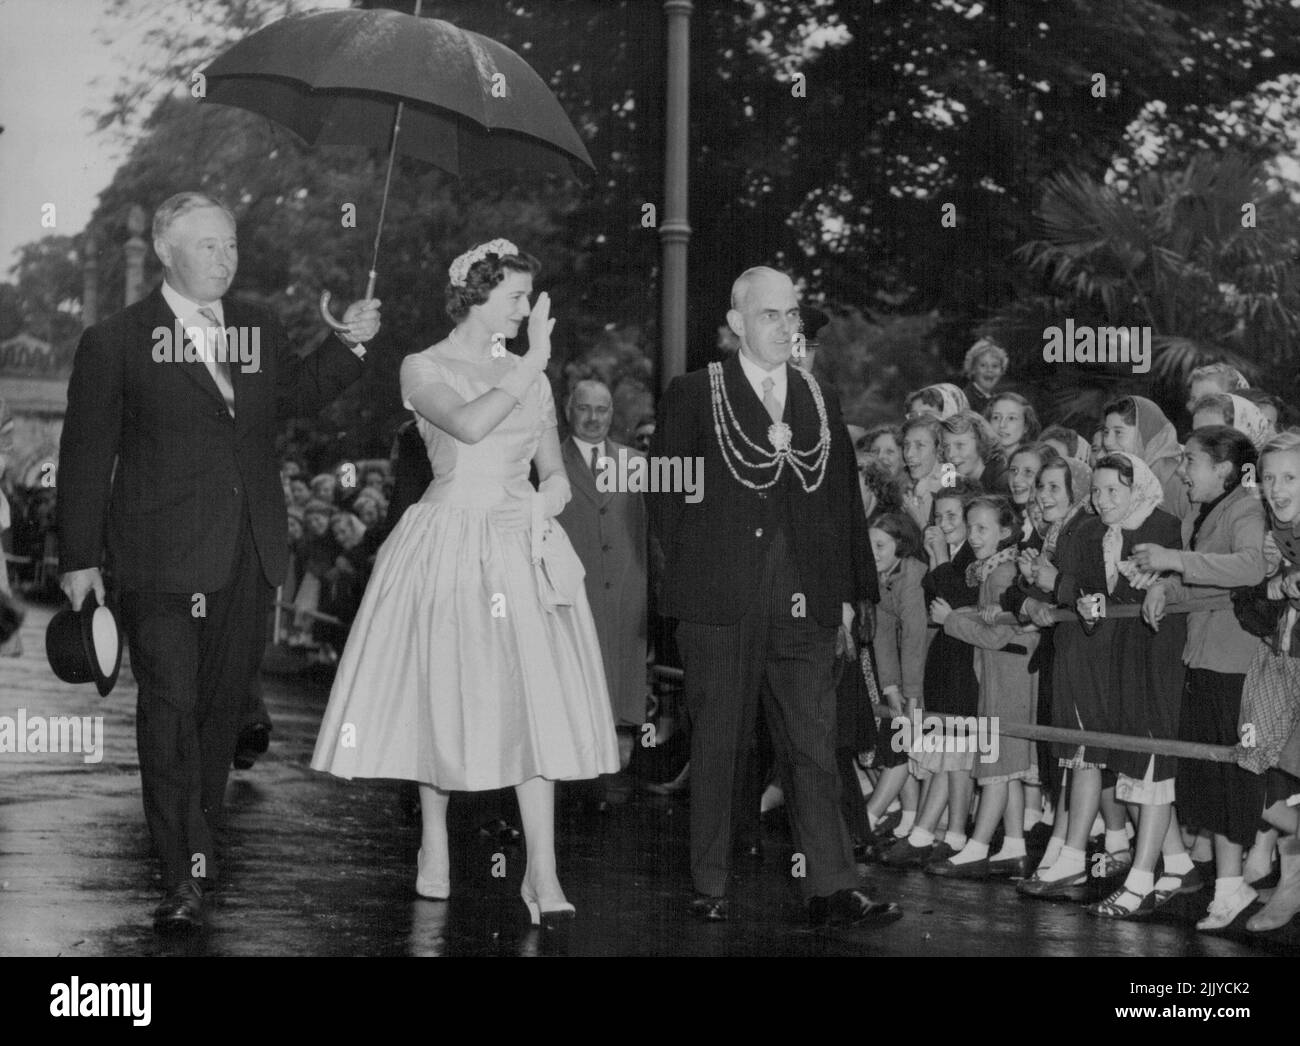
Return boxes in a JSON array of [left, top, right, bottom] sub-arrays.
[[557, 379, 648, 736], [57, 191, 379, 930], [557, 380, 647, 810], [649, 266, 899, 927]]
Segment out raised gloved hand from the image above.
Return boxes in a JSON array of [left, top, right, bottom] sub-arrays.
[[498, 292, 555, 402]]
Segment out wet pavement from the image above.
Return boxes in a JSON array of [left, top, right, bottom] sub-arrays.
[[2, 601, 1296, 957]]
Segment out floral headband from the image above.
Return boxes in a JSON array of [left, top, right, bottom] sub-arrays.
[[448, 238, 518, 287]]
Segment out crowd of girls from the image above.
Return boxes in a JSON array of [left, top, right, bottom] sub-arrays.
[[847, 349, 1300, 938]]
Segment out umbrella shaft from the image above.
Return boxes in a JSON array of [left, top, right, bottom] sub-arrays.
[[368, 98, 405, 296]]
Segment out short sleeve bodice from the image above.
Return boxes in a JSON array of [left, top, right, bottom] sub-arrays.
[[399, 347, 554, 509]]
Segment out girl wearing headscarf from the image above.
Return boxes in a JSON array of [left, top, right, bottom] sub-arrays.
[[1100, 395, 1190, 519], [1189, 393, 1273, 452], [906, 382, 970, 421], [1073, 452, 1193, 919], [1040, 425, 1091, 466]]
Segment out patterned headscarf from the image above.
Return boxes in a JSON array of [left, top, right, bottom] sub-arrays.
[[1067, 433, 1091, 463], [1096, 452, 1163, 594], [1227, 394, 1272, 450], [926, 383, 970, 420], [1041, 457, 1093, 560]]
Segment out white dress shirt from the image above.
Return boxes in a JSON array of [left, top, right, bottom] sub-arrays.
[[572, 436, 607, 472], [161, 281, 229, 388]]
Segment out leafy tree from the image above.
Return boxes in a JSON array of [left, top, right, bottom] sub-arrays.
[[983, 152, 1300, 428], [1, 236, 83, 361], [51, 0, 1300, 421]]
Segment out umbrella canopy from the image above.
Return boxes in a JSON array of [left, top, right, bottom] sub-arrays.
[[200, 7, 594, 178], [199, 6, 594, 327]]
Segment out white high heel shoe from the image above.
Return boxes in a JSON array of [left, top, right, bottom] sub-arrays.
[[415, 847, 450, 900], [520, 876, 575, 928]]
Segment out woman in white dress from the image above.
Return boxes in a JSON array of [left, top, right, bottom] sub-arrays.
[[311, 240, 620, 925]]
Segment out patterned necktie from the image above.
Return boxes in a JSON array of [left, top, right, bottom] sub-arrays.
[[761, 376, 783, 423], [197, 306, 236, 417], [590, 443, 602, 475]]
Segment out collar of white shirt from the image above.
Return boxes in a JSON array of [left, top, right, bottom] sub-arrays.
[[737, 351, 787, 406], [161, 280, 223, 329], [572, 437, 605, 466]]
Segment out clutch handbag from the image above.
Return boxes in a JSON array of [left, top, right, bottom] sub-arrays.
[[530, 491, 585, 609]]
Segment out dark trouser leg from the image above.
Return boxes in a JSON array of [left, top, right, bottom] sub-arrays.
[[197, 520, 273, 827], [760, 542, 859, 900], [837, 747, 869, 844], [121, 514, 270, 889], [239, 677, 272, 733], [676, 616, 764, 897], [124, 592, 208, 889]]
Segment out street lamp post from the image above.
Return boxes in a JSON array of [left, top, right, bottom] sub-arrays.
[[659, 0, 692, 392]]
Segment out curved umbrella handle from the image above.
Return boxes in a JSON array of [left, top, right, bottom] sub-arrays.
[[318, 270, 378, 333], [318, 290, 351, 332]]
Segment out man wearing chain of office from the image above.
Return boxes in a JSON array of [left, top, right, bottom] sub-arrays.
[[649, 265, 902, 928]]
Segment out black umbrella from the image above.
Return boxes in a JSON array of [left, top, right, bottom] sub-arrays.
[[200, 3, 594, 328]]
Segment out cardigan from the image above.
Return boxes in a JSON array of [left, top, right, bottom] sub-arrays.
[[1159, 483, 1266, 673]]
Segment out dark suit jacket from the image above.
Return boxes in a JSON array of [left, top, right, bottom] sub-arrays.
[[649, 354, 877, 628], [57, 286, 365, 593]]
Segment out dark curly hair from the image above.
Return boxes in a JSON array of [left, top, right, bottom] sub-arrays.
[[445, 249, 542, 322], [860, 458, 904, 515]]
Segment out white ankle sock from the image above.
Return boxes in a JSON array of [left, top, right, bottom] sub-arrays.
[[944, 831, 967, 852], [867, 811, 880, 831], [1163, 851, 1193, 875], [1038, 837, 1064, 871], [908, 827, 935, 848], [1105, 829, 1129, 854], [951, 840, 989, 865], [897, 810, 916, 834], [1214, 876, 1243, 901], [993, 837, 1026, 860], [1125, 869, 1155, 895], [886, 799, 902, 814], [1090, 814, 1105, 837], [1039, 845, 1085, 882]]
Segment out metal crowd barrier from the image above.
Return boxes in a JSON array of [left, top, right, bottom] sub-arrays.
[[648, 593, 1250, 764]]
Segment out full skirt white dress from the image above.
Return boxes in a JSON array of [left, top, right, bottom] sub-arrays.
[[310, 349, 620, 790]]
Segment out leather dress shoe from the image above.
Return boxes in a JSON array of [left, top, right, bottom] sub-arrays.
[[988, 854, 1032, 880], [927, 856, 989, 879], [233, 723, 270, 769], [153, 879, 204, 932], [881, 838, 932, 868], [809, 888, 903, 928], [927, 841, 956, 865], [689, 894, 731, 922]]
